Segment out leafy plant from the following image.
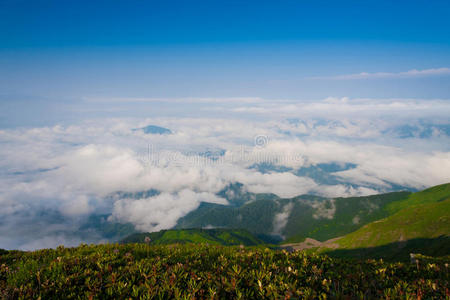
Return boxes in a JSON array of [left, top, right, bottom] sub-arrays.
[[1, 243, 448, 299]]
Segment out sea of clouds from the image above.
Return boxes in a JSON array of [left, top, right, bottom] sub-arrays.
[[0, 97, 449, 249]]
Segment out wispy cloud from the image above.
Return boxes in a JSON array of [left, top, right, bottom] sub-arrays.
[[310, 67, 450, 80], [83, 97, 265, 104]]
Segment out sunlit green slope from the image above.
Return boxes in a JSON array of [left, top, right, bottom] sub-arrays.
[[324, 183, 450, 259], [121, 228, 265, 246]]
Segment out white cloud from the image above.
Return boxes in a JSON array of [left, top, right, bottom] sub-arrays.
[[272, 202, 294, 237], [311, 199, 336, 220], [16, 235, 85, 251], [232, 171, 317, 198], [110, 190, 228, 232], [59, 195, 94, 217], [311, 67, 450, 80], [230, 97, 450, 120]]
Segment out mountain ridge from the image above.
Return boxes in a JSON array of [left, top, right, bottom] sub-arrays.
[[122, 183, 450, 259], [120, 228, 266, 246]]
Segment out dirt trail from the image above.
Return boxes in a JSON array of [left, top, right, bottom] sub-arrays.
[[281, 237, 341, 251]]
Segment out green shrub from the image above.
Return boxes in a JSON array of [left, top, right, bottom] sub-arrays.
[[0, 243, 448, 299]]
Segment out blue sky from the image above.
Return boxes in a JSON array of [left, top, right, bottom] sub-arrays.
[[1, 0, 450, 104], [2, 0, 450, 47]]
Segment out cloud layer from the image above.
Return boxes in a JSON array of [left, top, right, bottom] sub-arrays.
[[0, 97, 449, 249]]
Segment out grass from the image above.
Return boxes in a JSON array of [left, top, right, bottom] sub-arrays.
[[338, 199, 450, 249], [386, 182, 450, 214]]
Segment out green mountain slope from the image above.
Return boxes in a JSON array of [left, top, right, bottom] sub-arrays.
[[121, 228, 265, 246], [323, 183, 450, 259], [386, 182, 450, 213], [284, 191, 411, 242], [176, 190, 411, 243], [176, 199, 284, 242]]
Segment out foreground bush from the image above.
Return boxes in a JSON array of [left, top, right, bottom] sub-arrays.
[[0, 243, 448, 299]]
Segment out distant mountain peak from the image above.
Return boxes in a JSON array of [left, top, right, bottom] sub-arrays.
[[133, 125, 172, 135]]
